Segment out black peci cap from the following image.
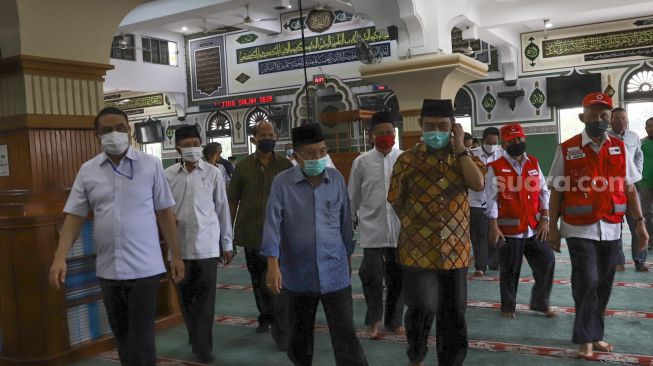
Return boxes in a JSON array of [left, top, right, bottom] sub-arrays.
[[292, 123, 325, 147], [370, 110, 402, 129], [421, 99, 454, 118]]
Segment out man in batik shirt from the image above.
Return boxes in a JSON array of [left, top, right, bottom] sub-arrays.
[[388, 99, 485, 366]]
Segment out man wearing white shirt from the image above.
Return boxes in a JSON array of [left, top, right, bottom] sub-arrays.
[[469, 127, 503, 276], [548, 93, 649, 358], [165, 125, 234, 363], [487, 123, 555, 319], [349, 110, 404, 337], [284, 142, 297, 166], [608, 107, 648, 271], [49, 107, 184, 366]]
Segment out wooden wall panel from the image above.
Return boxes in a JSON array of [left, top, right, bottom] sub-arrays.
[[0, 130, 33, 191], [28, 129, 100, 190], [401, 131, 422, 151], [0, 74, 26, 118], [330, 152, 360, 184], [1, 75, 102, 121], [0, 218, 69, 359]]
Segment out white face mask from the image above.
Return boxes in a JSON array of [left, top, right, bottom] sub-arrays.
[[483, 144, 499, 153], [101, 131, 130, 155], [180, 147, 203, 163]]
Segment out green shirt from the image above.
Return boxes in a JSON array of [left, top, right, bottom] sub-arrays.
[[641, 138, 653, 188], [227, 152, 292, 248]]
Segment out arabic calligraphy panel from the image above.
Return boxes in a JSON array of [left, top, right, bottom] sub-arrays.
[[521, 17, 653, 73], [236, 27, 390, 64], [258, 43, 391, 74], [189, 34, 228, 101]]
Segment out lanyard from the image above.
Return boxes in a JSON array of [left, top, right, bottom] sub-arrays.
[[108, 159, 134, 180]]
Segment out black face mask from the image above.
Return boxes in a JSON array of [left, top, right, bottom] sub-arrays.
[[506, 141, 526, 156], [585, 120, 610, 138], [257, 139, 276, 153]]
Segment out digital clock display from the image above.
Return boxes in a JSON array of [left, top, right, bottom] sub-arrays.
[[200, 95, 275, 111]]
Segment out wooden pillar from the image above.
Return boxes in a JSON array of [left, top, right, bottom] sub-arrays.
[[0, 0, 186, 366], [0, 55, 106, 365], [0, 2, 180, 365]]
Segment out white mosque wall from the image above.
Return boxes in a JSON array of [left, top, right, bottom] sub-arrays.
[[105, 29, 187, 95]]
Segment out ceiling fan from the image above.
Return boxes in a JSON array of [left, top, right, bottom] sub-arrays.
[[200, 18, 232, 34], [234, 4, 277, 25]]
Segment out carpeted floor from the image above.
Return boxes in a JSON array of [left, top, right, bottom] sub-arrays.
[[73, 233, 653, 365]]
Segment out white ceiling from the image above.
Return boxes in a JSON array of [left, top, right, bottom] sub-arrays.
[[119, 0, 355, 35], [117, 0, 653, 52]]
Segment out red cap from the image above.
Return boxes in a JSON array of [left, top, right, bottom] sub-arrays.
[[500, 123, 525, 142], [582, 92, 612, 109]]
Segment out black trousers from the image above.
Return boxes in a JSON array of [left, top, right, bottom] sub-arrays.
[[99, 274, 161, 366], [176, 258, 218, 355], [617, 214, 648, 269], [567, 238, 620, 344], [470, 207, 499, 271], [286, 286, 368, 366], [244, 247, 290, 348], [358, 247, 404, 329], [499, 236, 555, 313], [403, 267, 468, 366]]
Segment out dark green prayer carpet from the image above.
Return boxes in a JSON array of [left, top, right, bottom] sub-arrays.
[[73, 230, 653, 365]]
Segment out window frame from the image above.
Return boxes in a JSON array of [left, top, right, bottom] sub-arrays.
[[141, 36, 179, 67], [110, 34, 136, 62]]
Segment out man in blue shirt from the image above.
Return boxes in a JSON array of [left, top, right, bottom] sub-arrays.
[[49, 107, 184, 366], [261, 124, 367, 366]]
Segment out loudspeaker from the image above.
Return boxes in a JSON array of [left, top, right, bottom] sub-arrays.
[[388, 25, 398, 41]]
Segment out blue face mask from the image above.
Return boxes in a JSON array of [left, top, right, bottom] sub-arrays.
[[302, 156, 328, 176], [423, 131, 450, 149]]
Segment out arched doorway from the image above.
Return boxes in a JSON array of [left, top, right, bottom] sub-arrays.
[[623, 62, 653, 137], [206, 111, 233, 158]]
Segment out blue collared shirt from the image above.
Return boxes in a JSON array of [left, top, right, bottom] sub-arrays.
[[260, 166, 354, 294], [64, 147, 175, 280]]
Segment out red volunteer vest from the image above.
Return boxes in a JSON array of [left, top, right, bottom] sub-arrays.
[[488, 155, 541, 235], [560, 133, 627, 225]]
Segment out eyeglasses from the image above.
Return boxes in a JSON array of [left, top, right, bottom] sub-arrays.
[[297, 147, 327, 160]]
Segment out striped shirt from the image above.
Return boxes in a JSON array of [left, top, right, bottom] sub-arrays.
[[227, 152, 292, 248]]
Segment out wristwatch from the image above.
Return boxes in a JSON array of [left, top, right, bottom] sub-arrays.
[[540, 216, 550, 222], [634, 216, 645, 222], [455, 149, 472, 159]]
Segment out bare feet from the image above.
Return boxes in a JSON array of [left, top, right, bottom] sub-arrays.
[[530, 306, 556, 317], [616, 264, 625, 272], [543, 310, 557, 318], [501, 311, 516, 318], [578, 343, 593, 358], [636, 265, 650, 272], [366, 321, 382, 338], [592, 341, 614, 352], [395, 326, 406, 336], [473, 270, 485, 277]]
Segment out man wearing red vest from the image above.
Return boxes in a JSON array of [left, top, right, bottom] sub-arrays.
[[548, 92, 649, 358], [487, 123, 555, 319]]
